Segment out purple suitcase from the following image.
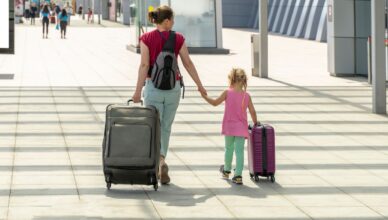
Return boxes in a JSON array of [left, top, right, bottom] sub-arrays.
[[248, 124, 276, 182]]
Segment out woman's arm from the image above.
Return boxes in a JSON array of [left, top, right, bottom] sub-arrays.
[[132, 42, 150, 103], [202, 90, 227, 107], [179, 43, 207, 96], [248, 96, 258, 124]]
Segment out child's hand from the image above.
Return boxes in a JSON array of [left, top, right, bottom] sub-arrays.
[[198, 86, 207, 96]]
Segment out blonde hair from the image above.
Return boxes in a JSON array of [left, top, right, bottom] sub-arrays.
[[228, 68, 248, 110], [228, 68, 247, 92]]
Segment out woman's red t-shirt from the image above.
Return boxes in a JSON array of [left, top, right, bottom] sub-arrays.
[[140, 29, 185, 80]]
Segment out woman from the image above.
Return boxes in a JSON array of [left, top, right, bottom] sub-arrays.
[[132, 5, 207, 185], [40, 5, 50, 39], [78, 5, 83, 17], [24, 1, 31, 22], [30, 4, 37, 25], [58, 9, 68, 39]]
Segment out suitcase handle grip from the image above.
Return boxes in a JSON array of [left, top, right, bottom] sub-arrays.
[[127, 99, 144, 106], [249, 122, 261, 130]]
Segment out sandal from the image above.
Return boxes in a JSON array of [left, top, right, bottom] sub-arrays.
[[219, 165, 231, 179], [160, 163, 170, 185], [232, 176, 243, 185]]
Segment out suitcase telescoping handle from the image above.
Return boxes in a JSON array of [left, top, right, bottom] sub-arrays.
[[127, 99, 144, 106]]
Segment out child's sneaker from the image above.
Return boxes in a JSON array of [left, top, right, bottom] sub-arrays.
[[219, 165, 231, 179], [232, 176, 243, 185]]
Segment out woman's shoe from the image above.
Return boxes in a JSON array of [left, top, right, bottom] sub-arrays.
[[219, 165, 231, 179], [232, 176, 243, 185], [160, 163, 170, 185]]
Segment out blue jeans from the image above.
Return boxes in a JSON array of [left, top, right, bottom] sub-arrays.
[[143, 80, 181, 158]]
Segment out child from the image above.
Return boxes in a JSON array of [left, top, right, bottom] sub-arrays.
[[87, 8, 93, 24], [201, 68, 258, 185]]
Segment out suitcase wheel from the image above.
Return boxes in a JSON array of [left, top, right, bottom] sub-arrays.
[[270, 175, 275, 183], [254, 175, 259, 182], [106, 175, 112, 190], [153, 184, 158, 191]]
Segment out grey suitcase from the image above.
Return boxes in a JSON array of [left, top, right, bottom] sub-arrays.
[[102, 100, 160, 191]]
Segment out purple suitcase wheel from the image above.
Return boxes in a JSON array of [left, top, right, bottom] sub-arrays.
[[254, 175, 259, 182]]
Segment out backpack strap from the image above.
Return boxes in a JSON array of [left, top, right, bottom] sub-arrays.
[[162, 31, 185, 99], [155, 31, 186, 99], [161, 31, 176, 53]]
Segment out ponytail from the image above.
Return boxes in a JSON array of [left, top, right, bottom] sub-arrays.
[[148, 5, 174, 24]]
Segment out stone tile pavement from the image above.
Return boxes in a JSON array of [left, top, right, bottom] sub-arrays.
[[19, 15, 128, 28], [0, 25, 387, 219]]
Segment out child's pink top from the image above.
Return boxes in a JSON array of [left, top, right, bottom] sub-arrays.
[[222, 88, 250, 138]]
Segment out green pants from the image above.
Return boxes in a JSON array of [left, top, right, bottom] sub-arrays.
[[144, 80, 181, 158], [224, 136, 245, 177]]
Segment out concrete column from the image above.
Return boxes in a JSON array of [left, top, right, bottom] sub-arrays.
[[122, 0, 130, 25], [372, 0, 387, 114], [259, 0, 269, 78], [99, 0, 102, 24], [215, 0, 223, 49], [82, 0, 85, 19], [327, 0, 356, 76]]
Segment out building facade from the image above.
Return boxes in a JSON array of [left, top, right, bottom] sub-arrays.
[[223, 0, 328, 42], [127, 0, 228, 53]]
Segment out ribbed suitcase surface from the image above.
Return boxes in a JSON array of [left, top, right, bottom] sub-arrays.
[[248, 124, 276, 182]]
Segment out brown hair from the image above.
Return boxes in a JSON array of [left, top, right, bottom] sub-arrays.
[[148, 5, 174, 24]]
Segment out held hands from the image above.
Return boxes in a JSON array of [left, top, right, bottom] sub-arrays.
[[198, 85, 207, 97], [198, 86, 210, 104], [200, 91, 207, 99]]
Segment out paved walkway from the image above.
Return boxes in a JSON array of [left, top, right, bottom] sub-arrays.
[[0, 25, 388, 219], [19, 15, 127, 28]]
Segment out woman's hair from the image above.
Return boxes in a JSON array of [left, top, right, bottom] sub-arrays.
[[61, 9, 67, 16], [148, 5, 174, 24], [42, 5, 49, 13], [228, 68, 247, 91]]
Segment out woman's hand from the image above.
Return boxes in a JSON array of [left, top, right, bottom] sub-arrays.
[[198, 85, 207, 96], [132, 91, 142, 103]]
